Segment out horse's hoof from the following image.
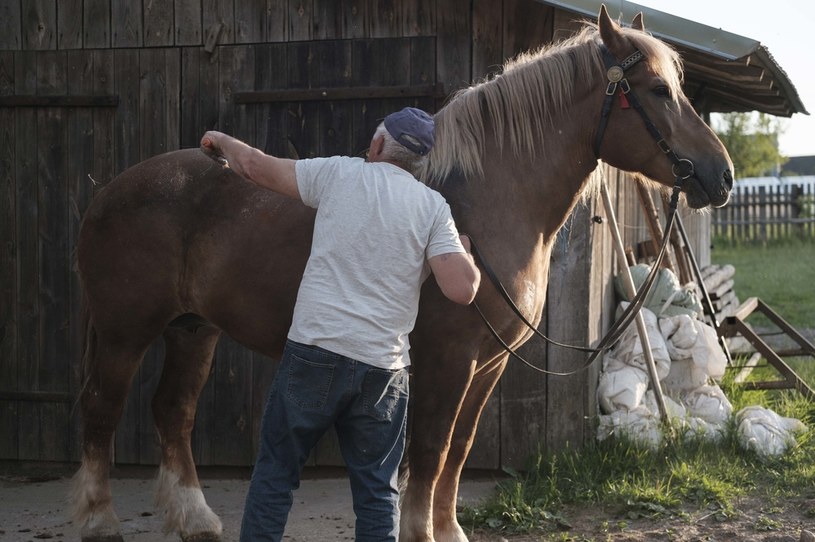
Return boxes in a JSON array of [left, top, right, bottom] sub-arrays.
[[81, 536, 125, 542], [182, 533, 222, 542]]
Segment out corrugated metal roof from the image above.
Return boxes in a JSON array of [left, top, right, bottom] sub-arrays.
[[539, 0, 808, 116]]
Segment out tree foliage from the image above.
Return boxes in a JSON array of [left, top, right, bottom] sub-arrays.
[[712, 112, 787, 179]]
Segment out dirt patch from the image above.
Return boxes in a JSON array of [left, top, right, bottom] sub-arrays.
[[467, 496, 815, 541]]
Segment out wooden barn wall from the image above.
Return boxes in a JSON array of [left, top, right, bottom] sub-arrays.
[[0, 0, 710, 469]]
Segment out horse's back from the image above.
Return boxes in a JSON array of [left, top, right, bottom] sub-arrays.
[[78, 149, 315, 351]]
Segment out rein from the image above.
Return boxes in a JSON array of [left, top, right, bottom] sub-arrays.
[[471, 43, 695, 376]]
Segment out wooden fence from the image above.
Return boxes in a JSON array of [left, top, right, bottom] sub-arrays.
[[712, 182, 815, 242]]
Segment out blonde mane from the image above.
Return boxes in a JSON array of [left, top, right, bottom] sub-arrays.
[[420, 23, 684, 185]]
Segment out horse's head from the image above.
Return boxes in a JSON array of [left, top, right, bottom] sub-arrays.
[[593, 5, 733, 209]]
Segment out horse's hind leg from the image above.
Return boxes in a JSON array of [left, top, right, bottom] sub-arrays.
[[153, 326, 223, 541], [432, 359, 507, 542], [72, 331, 155, 542]]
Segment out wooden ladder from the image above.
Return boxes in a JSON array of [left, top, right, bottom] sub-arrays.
[[721, 297, 815, 401]]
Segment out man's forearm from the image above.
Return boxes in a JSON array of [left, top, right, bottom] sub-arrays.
[[201, 131, 300, 199]]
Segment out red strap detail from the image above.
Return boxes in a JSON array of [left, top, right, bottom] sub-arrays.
[[618, 89, 630, 109]]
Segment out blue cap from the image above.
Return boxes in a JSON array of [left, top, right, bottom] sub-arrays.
[[383, 107, 435, 156]]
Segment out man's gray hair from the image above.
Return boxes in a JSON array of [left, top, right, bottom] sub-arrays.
[[374, 123, 427, 176]]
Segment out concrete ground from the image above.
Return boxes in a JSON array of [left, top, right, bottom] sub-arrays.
[[0, 464, 501, 541]]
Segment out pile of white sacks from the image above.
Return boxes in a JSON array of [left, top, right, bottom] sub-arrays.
[[596, 264, 806, 457]]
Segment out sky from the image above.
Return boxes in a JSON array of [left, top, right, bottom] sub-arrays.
[[628, 0, 814, 158]]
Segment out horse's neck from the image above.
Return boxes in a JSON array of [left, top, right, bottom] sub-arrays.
[[439, 159, 595, 296]]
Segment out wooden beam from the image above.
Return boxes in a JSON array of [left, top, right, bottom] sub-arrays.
[[233, 83, 446, 104], [0, 95, 119, 107]]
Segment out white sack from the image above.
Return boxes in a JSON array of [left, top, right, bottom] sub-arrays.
[[682, 384, 732, 425], [660, 314, 726, 381], [736, 406, 807, 458], [597, 364, 648, 413], [613, 304, 671, 380], [597, 406, 662, 450]]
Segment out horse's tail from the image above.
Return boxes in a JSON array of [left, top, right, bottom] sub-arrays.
[[70, 289, 97, 525], [76, 289, 96, 411]]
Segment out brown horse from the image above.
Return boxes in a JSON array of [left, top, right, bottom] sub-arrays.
[[71, 7, 732, 542]]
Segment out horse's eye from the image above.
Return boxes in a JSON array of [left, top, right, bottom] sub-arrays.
[[652, 85, 671, 99]]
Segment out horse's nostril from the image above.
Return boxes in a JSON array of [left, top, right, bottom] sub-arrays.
[[723, 168, 733, 190]]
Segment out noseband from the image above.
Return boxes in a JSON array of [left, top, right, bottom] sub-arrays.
[[471, 43, 697, 376]]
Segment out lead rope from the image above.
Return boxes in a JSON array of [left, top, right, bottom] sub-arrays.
[[469, 175, 683, 376]]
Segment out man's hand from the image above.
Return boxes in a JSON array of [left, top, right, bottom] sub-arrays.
[[200, 131, 229, 167]]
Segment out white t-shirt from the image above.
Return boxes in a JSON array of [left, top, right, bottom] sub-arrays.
[[289, 156, 464, 369]]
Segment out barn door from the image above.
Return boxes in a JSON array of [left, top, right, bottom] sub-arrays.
[[0, 50, 118, 462], [113, 36, 441, 468]]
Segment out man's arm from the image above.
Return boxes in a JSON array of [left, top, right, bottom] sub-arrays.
[[201, 131, 300, 199], [428, 235, 481, 305]]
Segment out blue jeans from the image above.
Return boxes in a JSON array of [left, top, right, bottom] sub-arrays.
[[240, 340, 409, 542]]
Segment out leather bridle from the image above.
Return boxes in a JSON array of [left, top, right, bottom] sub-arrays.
[[471, 42, 696, 376]]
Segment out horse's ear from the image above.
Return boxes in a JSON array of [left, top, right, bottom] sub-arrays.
[[632, 12, 644, 31], [598, 5, 627, 54]]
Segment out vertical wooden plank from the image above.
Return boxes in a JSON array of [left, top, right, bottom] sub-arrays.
[[175, 0, 203, 46], [236, 0, 266, 43], [166, 49, 181, 152], [206, 46, 257, 465], [409, 36, 436, 115], [498, 267, 551, 467], [22, 0, 56, 50], [250, 353, 279, 464], [339, 0, 367, 39], [92, 50, 115, 185], [503, 0, 553, 57], [139, 48, 180, 164], [316, 40, 352, 157], [472, 0, 503, 81], [14, 50, 39, 460], [286, 42, 319, 159], [36, 98, 71, 460], [83, 0, 111, 49], [288, 0, 313, 41], [253, 43, 289, 156], [0, 0, 22, 50], [57, 0, 83, 50], [218, 45, 255, 144], [544, 205, 594, 455], [67, 50, 96, 460], [402, 0, 435, 37], [210, 337, 255, 465], [36, 51, 70, 394], [264, 0, 288, 42], [350, 40, 376, 157], [111, 0, 142, 48], [180, 48, 202, 148], [144, 0, 174, 47], [203, 0, 235, 45], [435, 0, 471, 97], [140, 48, 166, 159], [313, 1, 342, 40], [0, 51, 18, 459], [113, 49, 140, 181], [368, 0, 399, 38]]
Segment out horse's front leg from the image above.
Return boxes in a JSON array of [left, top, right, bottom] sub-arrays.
[[433, 357, 508, 542], [400, 355, 476, 542], [153, 327, 223, 541]]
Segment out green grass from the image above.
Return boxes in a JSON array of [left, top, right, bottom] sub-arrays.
[[710, 238, 815, 328], [459, 374, 815, 536], [458, 239, 815, 538]]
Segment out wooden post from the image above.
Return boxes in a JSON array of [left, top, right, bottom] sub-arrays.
[[601, 183, 670, 424]]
